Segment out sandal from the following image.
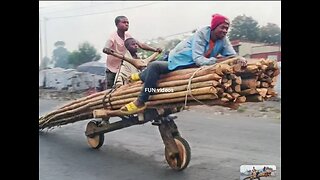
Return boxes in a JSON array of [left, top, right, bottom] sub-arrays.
[[130, 73, 140, 81], [120, 101, 147, 115]]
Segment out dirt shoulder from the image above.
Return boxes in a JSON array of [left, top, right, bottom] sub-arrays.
[[191, 100, 281, 121]]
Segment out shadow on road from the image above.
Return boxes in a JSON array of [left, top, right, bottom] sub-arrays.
[[39, 132, 194, 180]]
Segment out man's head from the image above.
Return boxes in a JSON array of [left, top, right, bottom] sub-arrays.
[[211, 14, 230, 39], [115, 16, 129, 31], [124, 38, 139, 53]]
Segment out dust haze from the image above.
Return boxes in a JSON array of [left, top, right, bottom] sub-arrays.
[[39, 1, 281, 64]]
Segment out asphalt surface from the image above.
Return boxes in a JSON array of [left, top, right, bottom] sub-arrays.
[[39, 99, 280, 180]]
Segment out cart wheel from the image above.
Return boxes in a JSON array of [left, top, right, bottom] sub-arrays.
[[165, 136, 191, 171], [86, 120, 104, 149]]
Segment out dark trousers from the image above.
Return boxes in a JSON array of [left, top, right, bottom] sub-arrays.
[[105, 69, 116, 89], [138, 61, 172, 103]]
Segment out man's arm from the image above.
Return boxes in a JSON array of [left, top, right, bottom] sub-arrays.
[[122, 51, 160, 68], [102, 39, 114, 54], [136, 41, 162, 53], [103, 48, 147, 70], [219, 38, 247, 66], [221, 37, 236, 57], [215, 55, 247, 66], [122, 55, 147, 70], [142, 52, 160, 64]]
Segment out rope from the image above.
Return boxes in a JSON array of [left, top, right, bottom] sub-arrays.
[[184, 66, 212, 107], [102, 86, 118, 109], [103, 58, 125, 109], [183, 56, 239, 107]]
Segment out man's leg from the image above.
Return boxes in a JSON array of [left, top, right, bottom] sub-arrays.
[[105, 69, 116, 89], [119, 61, 171, 114], [137, 61, 171, 104]]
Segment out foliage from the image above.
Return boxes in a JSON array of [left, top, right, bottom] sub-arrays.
[[229, 15, 281, 45], [229, 15, 260, 42], [54, 41, 65, 47], [165, 39, 181, 52], [137, 49, 155, 59], [39, 56, 50, 70], [68, 41, 101, 68], [259, 23, 281, 45], [52, 41, 70, 69], [137, 38, 182, 60]]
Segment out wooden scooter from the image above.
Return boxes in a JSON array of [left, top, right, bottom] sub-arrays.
[[84, 107, 191, 171], [86, 48, 217, 171]]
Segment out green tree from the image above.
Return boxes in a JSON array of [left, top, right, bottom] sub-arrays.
[[164, 39, 181, 52], [259, 23, 281, 45], [68, 41, 101, 68], [137, 48, 155, 59], [54, 41, 65, 47], [52, 41, 70, 69], [39, 56, 50, 70], [137, 37, 166, 59], [229, 15, 260, 42]]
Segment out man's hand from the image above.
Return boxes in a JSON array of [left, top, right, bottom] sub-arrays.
[[155, 48, 162, 53], [103, 48, 114, 55], [234, 57, 247, 67]]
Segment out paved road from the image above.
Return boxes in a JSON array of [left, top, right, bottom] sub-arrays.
[[39, 99, 280, 180]]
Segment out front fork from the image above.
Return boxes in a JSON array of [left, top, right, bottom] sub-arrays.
[[156, 116, 181, 165]]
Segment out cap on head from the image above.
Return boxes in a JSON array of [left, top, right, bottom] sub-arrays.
[[211, 14, 229, 30]]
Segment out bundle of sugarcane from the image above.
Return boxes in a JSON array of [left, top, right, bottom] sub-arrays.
[[39, 57, 280, 129]]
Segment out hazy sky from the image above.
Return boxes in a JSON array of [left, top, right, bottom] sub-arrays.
[[39, 1, 281, 65]]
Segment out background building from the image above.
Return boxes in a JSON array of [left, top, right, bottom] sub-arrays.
[[231, 40, 281, 61]]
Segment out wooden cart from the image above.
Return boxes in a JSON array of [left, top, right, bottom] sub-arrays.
[[243, 171, 272, 180], [40, 57, 279, 171], [85, 107, 191, 171]]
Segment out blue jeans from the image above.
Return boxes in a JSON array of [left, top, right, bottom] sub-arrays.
[[138, 61, 172, 103], [137, 61, 198, 103]]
